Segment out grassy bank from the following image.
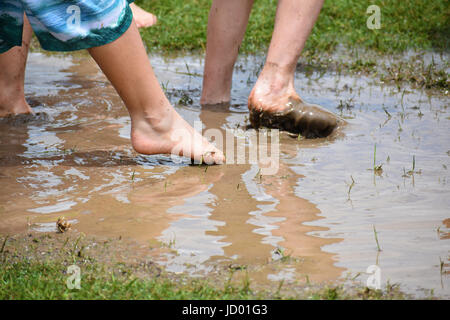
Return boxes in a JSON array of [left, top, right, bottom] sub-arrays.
[[0, 233, 412, 300], [0, 257, 410, 300], [136, 0, 449, 53]]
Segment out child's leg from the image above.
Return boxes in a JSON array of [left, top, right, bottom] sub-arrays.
[[200, 0, 255, 105], [129, 3, 157, 28], [0, 14, 33, 117], [88, 22, 224, 164]]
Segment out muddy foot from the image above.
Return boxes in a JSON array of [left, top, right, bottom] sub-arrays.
[[249, 96, 344, 138]]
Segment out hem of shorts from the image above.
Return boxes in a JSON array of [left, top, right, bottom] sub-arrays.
[[38, 6, 133, 52]]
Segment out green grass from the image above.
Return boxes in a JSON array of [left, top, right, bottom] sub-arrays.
[[0, 232, 413, 300], [0, 259, 412, 300], [0, 260, 260, 300], [136, 0, 449, 53]]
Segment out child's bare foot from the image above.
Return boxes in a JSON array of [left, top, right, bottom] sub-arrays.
[[130, 107, 225, 164], [248, 64, 344, 138], [130, 3, 158, 28], [0, 95, 33, 118]]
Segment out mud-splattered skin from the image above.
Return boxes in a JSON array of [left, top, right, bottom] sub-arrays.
[[249, 96, 345, 138]]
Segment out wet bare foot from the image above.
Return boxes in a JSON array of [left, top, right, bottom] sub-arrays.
[[0, 98, 33, 118], [130, 107, 225, 164], [130, 3, 157, 28], [248, 71, 344, 138]]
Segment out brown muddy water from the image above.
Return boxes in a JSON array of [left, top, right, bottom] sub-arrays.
[[0, 52, 448, 297]]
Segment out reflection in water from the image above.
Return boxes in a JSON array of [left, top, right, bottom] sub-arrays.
[[0, 52, 448, 296]]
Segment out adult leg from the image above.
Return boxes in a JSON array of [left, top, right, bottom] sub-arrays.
[[88, 22, 224, 164], [200, 0, 254, 105], [250, 0, 323, 110], [0, 14, 33, 117], [248, 0, 341, 138]]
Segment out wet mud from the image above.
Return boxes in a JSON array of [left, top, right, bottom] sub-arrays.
[[249, 96, 345, 138]]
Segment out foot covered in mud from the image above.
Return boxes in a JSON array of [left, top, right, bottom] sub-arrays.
[[131, 108, 225, 165], [249, 95, 343, 138]]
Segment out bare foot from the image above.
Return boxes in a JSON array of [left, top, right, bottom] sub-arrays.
[[130, 107, 225, 164], [248, 66, 344, 138], [0, 96, 33, 118], [130, 3, 158, 28]]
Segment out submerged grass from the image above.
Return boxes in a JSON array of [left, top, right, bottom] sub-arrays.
[[136, 0, 449, 54], [372, 144, 383, 174], [373, 225, 382, 252]]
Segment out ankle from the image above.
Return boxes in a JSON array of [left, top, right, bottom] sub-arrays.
[[130, 104, 175, 134], [253, 64, 295, 97], [201, 72, 233, 105], [0, 92, 31, 116], [200, 91, 230, 105]]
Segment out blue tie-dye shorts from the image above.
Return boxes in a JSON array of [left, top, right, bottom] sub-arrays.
[[0, 0, 134, 53]]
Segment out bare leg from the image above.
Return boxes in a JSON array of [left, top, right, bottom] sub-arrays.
[[202, 0, 341, 137], [249, 0, 324, 112], [200, 0, 254, 105], [0, 14, 33, 117], [248, 0, 343, 137], [88, 22, 224, 164], [129, 3, 157, 28]]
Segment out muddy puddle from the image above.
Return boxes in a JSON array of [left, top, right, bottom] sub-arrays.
[[0, 51, 448, 297]]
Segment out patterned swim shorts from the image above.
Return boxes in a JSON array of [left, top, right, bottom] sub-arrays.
[[0, 0, 134, 53]]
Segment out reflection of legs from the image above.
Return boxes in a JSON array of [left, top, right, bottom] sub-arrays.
[[0, 14, 33, 117], [262, 161, 342, 281], [248, 0, 324, 112], [201, 0, 254, 105], [88, 22, 224, 163]]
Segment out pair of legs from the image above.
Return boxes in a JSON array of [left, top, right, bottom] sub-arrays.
[[201, 0, 340, 138], [0, 11, 223, 164]]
